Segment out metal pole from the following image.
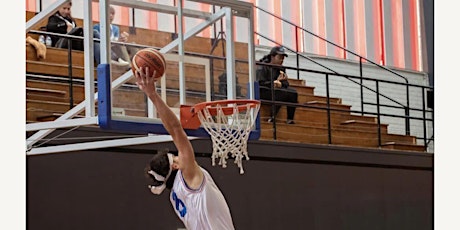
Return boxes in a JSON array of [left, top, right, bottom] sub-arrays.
[[376, 81, 382, 147], [326, 73, 332, 144]]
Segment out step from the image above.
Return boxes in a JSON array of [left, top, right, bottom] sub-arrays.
[[299, 94, 342, 104], [291, 85, 315, 95], [26, 87, 67, 103], [340, 120, 388, 133], [260, 122, 381, 147], [303, 101, 351, 111], [27, 79, 88, 103], [36, 113, 85, 122], [26, 44, 85, 66], [260, 105, 377, 125], [26, 101, 86, 122], [27, 109, 69, 122], [260, 122, 424, 151], [288, 78, 306, 86], [27, 99, 80, 114], [381, 142, 427, 152], [27, 60, 87, 78], [380, 133, 417, 145]]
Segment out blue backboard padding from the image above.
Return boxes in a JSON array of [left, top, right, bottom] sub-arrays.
[[97, 63, 260, 139]]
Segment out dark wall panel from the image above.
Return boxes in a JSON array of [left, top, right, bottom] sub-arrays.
[[27, 139, 433, 230]]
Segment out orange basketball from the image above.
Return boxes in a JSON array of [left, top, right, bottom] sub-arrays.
[[131, 48, 166, 79]]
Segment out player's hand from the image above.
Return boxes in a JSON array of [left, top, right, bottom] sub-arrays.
[[135, 67, 158, 94]]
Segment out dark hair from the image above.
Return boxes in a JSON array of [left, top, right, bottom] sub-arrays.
[[259, 54, 271, 63], [145, 150, 177, 189], [148, 151, 170, 177]]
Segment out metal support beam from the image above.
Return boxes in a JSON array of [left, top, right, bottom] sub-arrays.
[[178, 0, 186, 104], [160, 8, 226, 53], [247, 3, 256, 100], [225, 7, 236, 99], [83, 0, 95, 117], [27, 135, 197, 156], [99, 0, 111, 64], [95, 0, 212, 19], [26, 117, 98, 132], [188, 0, 253, 17]]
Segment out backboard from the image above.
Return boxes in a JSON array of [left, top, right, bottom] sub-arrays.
[[97, 49, 261, 140]]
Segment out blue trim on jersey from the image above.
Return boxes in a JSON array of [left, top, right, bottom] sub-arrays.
[[180, 170, 205, 193]]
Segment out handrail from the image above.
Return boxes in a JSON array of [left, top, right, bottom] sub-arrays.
[[255, 32, 338, 75]]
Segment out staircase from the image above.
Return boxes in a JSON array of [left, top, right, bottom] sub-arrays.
[[258, 79, 426, 152]]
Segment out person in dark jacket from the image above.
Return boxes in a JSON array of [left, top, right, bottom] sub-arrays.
[[45, 0, 76, 46], [45, 0, 127, 67], [256, 46, 298, 124]]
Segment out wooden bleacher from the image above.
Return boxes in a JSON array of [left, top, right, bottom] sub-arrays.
[[26, 11, 426, 152]]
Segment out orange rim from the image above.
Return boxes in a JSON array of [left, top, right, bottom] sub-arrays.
[[193, 99, 260, 116]]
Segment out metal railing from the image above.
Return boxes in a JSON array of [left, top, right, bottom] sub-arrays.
[[254, 5, 416, 136]]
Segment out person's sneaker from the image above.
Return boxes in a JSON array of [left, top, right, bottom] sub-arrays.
[[286, 119, 295, 124], [118, 58, 130, 66]]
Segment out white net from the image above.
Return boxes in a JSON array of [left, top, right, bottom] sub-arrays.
[[196, 101, 260, 174]]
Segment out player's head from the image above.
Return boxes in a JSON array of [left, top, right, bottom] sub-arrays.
[[58, 1, 72, 18], [145, 150, 178, 195], [269, 46, 288, 65]]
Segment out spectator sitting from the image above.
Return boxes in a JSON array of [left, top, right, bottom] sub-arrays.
[[45, 0, 128, 68], [94, 5, 137, 67], [45, 0, 76, 47], [256, 46, 298, 124]]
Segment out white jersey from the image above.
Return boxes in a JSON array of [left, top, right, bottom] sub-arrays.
[[170, 167, 235, 230]]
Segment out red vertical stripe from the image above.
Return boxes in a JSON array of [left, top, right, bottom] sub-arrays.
[[332, 0, 345, 58], [373, 0, 384, 65], [148, 0, 158, 30], [409, 0, 420, 71], [200, 4, 211, 38], [312, 0, 326, 55], [317, 0, 327, 55], [341, 0, 347, 59], [120, 6, 130, 26], [311, 0, 318, 53], [297, 0, 305, 53], [247, 0, 258, 45], [287, 0, 301, 52], [391, 0, 404, 68], [26, 0, 36, 12], [353, 0, 366, 60], [273, 1, 282, 45], [378, 0, 385, 65], [92, 2, 99, 22]]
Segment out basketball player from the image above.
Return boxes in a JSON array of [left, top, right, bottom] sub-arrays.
[[134, 67, 235, 230]]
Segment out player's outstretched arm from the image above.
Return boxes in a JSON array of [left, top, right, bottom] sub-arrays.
[[134, 67, 203, 188]]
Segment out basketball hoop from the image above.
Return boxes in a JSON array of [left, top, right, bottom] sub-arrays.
[[180, 99, 260, 174]]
